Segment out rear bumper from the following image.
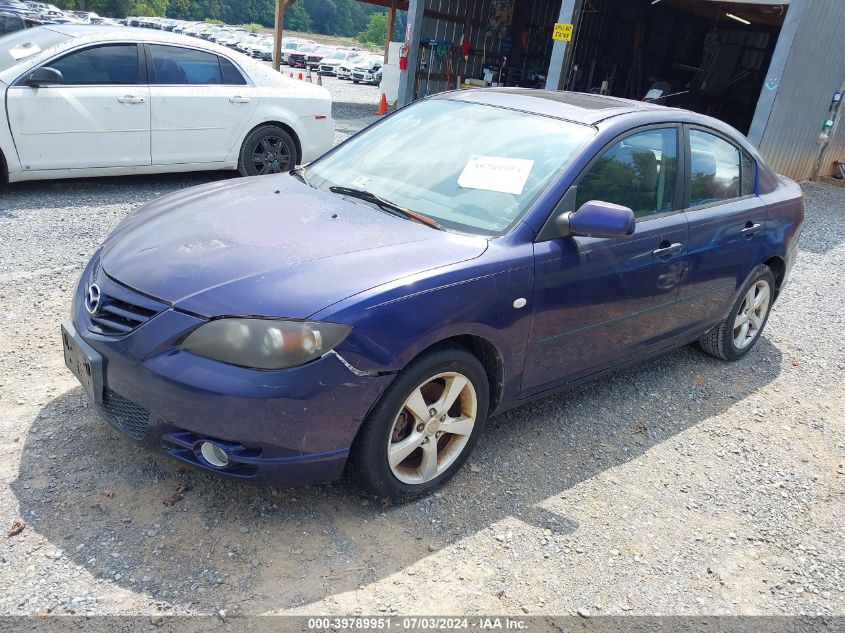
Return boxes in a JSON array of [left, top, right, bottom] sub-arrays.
[[297, 114, 335, 163]]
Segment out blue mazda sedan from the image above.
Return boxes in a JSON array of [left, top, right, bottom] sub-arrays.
[[62, 89, 804, 500]]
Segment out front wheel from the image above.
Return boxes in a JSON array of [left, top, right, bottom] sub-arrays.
[[350, 345, 489, 501], [699, 265, 775, 361], [237, 125, 297, 177]]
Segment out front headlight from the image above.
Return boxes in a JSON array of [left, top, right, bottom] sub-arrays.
[[181, 318, 351, 370]]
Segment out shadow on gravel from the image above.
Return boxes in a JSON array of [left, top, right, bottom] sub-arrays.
[[2, 172, 235, 211], [12, 339, 781, 612]]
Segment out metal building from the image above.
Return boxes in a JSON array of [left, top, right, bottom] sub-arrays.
[[395, 0, 845, 180]]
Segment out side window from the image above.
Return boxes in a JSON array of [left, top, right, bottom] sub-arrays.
[[741, 151, 756, 197], [219, 57, 247, 85], [150, 45, 222, 85], [48, 44, 139, 85], [689, 129, 741, 206], [576, 128, 677, 220]]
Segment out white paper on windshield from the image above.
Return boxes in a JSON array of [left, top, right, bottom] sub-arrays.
[[9, 43, 41, 61], [458, 156, 534, 196]]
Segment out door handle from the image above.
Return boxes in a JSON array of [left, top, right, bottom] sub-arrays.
[[740, 222, 762, 237], [229, 96, 251, 104], [652, 242, 683, 258], [117, 95, 145, 104]]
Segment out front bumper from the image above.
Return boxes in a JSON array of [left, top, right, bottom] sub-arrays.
[[64, 265, 392, 486]]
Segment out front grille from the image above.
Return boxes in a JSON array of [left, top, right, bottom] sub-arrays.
[[87, 274, 166, 337], [102, 386, 149, 440]]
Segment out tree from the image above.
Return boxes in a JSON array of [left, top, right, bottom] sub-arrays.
[[357, 12, 386, 45], [285, 3, 311, 32]]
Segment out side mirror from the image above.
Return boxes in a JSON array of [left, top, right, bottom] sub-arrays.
[[24, 67, 63, 87], [557, 200, 636, 239]]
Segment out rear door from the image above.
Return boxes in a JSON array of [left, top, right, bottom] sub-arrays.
[[146, 44, 259, 165], [6, 43, 151, 170], [676, 126, 766, 330], [522, 125, 690, 394]]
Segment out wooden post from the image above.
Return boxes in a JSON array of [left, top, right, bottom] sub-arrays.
[[384, 0, 397, 64], [273, 0, 286, 71]]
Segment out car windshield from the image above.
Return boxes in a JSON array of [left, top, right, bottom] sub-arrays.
[[0, 27, 68, 73], [306, 99, 594, 236]]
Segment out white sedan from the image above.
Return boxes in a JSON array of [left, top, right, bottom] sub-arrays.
[[0, 25, 334, 183]]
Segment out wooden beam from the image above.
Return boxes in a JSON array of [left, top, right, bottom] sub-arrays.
[[384, 0, 397, 64], [273, 0, 284, 71]]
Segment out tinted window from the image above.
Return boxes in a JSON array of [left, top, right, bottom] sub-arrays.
[[219, 57, 247, 85], [48, 44, 139, 85], [741, 152, 756, 196], [1, 15, 25, 34], [576, 128, 677, 219], [689, 129, 741, 206], [150, 44, 222, 84]]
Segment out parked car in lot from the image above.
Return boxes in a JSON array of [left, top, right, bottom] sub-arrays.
[[0, 10, 26, 33], [287, 43, 317, 68], [304, 45, 335, 71], [62, 90, 803, 500], [317, 48, 362, 75], [248, 38, 274, 61], [352, 56, 382, 84], [0, 25, 334, 183]]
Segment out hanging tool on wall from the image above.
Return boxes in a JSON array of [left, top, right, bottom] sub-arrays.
[[420, 39, 453, 97]]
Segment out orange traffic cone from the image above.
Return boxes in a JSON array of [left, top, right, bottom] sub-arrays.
[[306, 71, 312, 83], [377, 93, 388, 115], [298, 72, 303, 81], [317, 73, 322, 86]]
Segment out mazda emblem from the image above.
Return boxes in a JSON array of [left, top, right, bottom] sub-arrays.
[[85, 283, 101, 315]]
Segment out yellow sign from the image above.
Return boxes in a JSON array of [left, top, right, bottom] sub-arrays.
[[552, 22, 573, 41]]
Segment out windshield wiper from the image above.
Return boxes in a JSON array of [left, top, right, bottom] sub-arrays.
[[328, 186, 445, 231]]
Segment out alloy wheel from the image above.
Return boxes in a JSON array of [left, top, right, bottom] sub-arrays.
[[250, 135, 292, 175], [733, 280, 771, 349], [386, 372, 477, 485]]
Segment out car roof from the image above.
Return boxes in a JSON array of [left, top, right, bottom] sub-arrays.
[[440, 88, 678, 125], [24, 24, 247, 54]]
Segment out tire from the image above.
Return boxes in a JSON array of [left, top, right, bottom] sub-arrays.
[[698, 264, 776, 361], [350, 345, 489, 501], [237, 125, 297, 177], [352, 79, 359, 84]]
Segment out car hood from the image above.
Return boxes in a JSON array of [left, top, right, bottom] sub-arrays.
[[100, 175, 488, 319]]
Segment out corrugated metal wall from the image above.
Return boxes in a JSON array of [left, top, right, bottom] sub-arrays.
[[415, 0, 560, 98], [757, 0, 845, 180]]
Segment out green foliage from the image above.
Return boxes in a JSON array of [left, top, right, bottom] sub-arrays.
[[357, 12, 386, 45], [284, 2, 311, 32], [204, 18, 223, 24], [239, 22, 264, 33]]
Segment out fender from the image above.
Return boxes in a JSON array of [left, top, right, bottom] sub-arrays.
[[312, 242, 536, 410]]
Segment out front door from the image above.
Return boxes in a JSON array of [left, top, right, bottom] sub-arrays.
[[522, 126, 689, 394], [146, 44, 259, 165], [6, 43, 151, 171]]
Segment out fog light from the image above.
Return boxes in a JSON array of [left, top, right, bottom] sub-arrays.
[[200, 441, 229, 468]]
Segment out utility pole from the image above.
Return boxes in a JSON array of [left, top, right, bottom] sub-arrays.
[[273, 0, 285, 71]]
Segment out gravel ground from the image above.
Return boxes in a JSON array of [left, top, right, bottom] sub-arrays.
[[0, 82, 843, 620]]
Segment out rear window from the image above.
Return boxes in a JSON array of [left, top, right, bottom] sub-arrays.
[[0, 27, 69, 73]]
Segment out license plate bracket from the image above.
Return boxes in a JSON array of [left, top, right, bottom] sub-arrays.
[[61, 321, 103, 404]]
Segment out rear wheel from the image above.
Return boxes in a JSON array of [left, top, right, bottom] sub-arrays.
[[237, 125, 297, 177], [699, 265, 775, 361], [350, 345, 489, 501]]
